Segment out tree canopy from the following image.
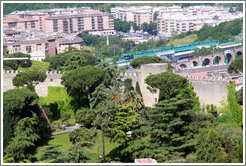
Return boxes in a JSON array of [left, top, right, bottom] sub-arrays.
[[3, 52, 31, 70], [61, 65, 109, 109], [145, 72, 188, 99], [12, 71, 47, 91], [130, 56, 167, 69], [228, 55, 243, 73]]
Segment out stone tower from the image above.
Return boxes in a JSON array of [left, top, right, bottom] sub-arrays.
[[139, 63, 167, 107]]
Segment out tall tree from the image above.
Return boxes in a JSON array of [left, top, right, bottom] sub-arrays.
[[135, 81, 142, 97], [61, 66, 109, 109], [148, 95, 197, 161], [12, 71, 47, 91], [3, 88, 39, 151], [3, 52, 31, 70], [145, 72, 188, 100], [130, 56, 167, 69], [228, 56, 243, 73], [5, 117, 40, 162]]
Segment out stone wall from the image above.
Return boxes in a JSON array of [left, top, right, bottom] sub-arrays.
[[190, 80, 228, 108], [3, 70, 63, 96]]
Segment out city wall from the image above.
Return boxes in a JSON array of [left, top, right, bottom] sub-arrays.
[[3, 70, 63, 96], [3, 68, 229, 108]]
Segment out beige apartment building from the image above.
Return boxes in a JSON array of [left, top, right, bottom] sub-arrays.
[[3, 7, 114, 33]]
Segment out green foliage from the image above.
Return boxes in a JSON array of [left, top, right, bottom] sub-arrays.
[[124, 78, 134, 92], [61, 65, 109, 109], [75, 108, 95, 127], [206, 104, 218, 117], [122, 91, 144, 111], [228, 55, 243, 73], [130, 56, 167, 69], [135, 82, 142, 97], [226, 83, 243, 127], [145, 72, 188, 100], [114, 18, 131, 32], [38, 144, 62, 162], [39, 86, 75, 118], [5, 117, 40, 162], [3, 88, 39, 150], [48, 49, 100, 71], [196, 18, 243, 41], [148, 96, 197, 161], [18, 60, 50, 71], [107, 105, 145, 145], [69, 128, 98, 144], [140, 22, 157, 33], [60, 112, 71, 124], [191, 45, 222, 57], [195, 124, 225, 163], [91, 83, 111, 108], [3, 154, 15, 163], [236, 87, 243, 105], [12, 71, 47, 91], [3, 52, 31, 70]]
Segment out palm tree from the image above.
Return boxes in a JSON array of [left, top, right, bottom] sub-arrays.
[[122, 91, 144, 111]]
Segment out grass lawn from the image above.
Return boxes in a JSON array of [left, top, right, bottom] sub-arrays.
[[167, 34, 197, 46], [19, 60, 50, 71], [34, 129, 120, 163]]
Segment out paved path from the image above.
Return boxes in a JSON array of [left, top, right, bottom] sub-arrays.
[[42, 124, 82, 137]]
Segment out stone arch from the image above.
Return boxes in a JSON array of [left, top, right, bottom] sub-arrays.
[[192, 61, 199, 67], [225, 53, 233, 64], [213, 56, 221, 65], [179, 64, 187, 69], [202, 58, 210, 66]]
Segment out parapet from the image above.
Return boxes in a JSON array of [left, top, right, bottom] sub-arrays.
[[3, 70, 64, 75]]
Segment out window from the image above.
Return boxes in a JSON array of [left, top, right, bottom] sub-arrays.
[[155, 98, 158, 102], [53, 20, 58, 32], [50, 79, 53, 82], [26, 46, 31, 53], [31, 21, 35, 28], [25, 21, 28, 28]]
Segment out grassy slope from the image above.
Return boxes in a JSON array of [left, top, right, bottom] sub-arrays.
[[39, 86, 70, 105], [167, 34, 197, 46], [35, 130, 120, 162], [20, 60, 50, 71]]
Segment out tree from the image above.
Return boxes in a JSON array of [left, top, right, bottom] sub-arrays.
[[91, 83, 111, 108], [135, 82, 142, 97], [228, 56, 243, 73], [236, 87, 243, 105], [69, 128, 97, 144], [3, 88, 39, 151], [75, 108, 95, 127], [38, 144, 62, 162], [145, 72, 188, 100], [61, 66, 109, 109], [195, 124, 225, 163], [60, 112, 71, 124], [12, 71, 47, 91], [124, 78, 134, 92], [226, 83, 243, 127], [130, 56, 167, 69], [148, 95, 198, 161], [61, 141, 94, 163], [3, 52, 31, 70], [5, 117, 40, 162], [122, 91, 144, 111]]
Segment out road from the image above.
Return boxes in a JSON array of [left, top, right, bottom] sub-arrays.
[[42, 124, 82, 137]]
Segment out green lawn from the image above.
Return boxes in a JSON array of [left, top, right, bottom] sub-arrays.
[[35, 130, 120, 162], [167, 34, 197, 46], [19, 60, 50, 71]]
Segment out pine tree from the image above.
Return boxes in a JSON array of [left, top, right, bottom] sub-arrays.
[[135, 82, 142, 97], [5, 117, 40, 162], [148, 95, 197, 161], [38, 144, 62, 162]]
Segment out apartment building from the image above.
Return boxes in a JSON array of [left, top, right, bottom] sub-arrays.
[[3, 7, 114, 33], [111, 6, 153, 25], [45, 12, 114, 34], [4, 31, 83, 60], [157, 6, 243, 34]]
